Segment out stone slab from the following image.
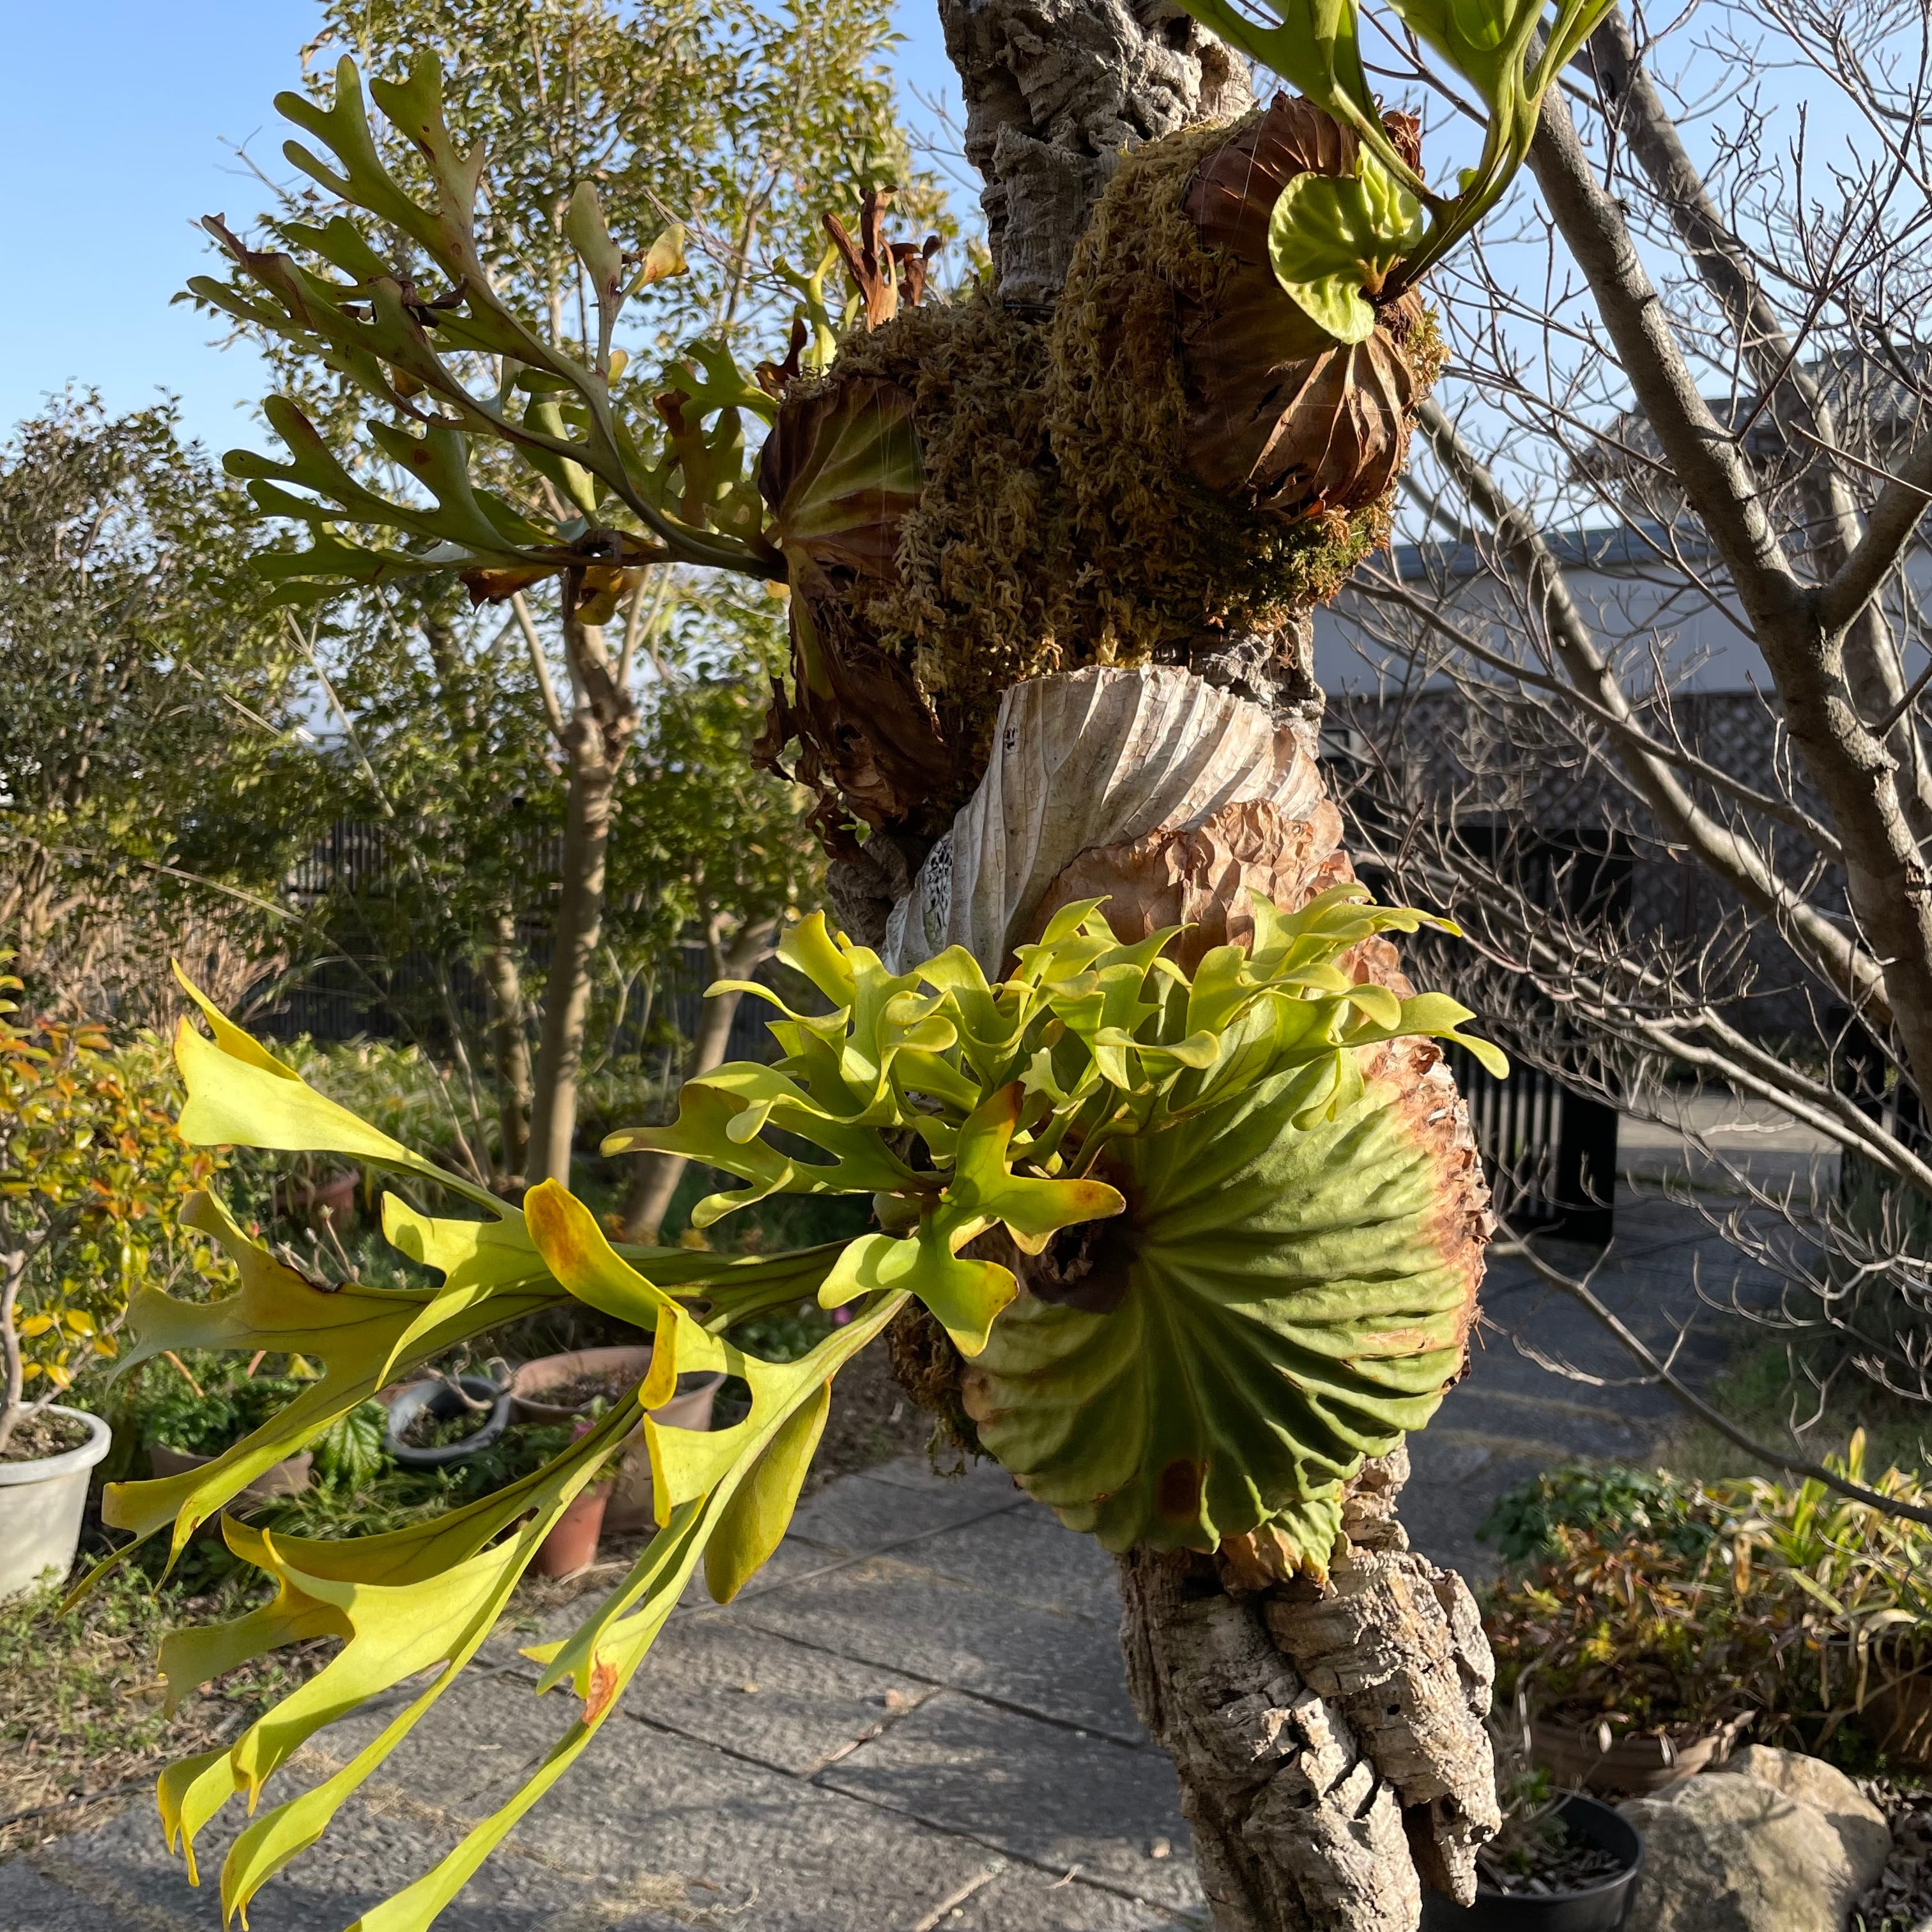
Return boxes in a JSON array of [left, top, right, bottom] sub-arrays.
[[22, 1788, 604, 1932], [622, 1612, 939, 1775], [818, 1691, 1199, 1913], [864, 1453, 1025, 1503], [903, 1506, 1123, 1627], [948, 1864, 1201, 1931], [736, 1555, 1146, 1744], [469, 1708, 997, 1931], [291, 1669, 576, 1814], [786, 1472, 1025, 1556], [0, 1857, 145, 1932]]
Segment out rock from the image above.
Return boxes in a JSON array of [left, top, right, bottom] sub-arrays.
[[1726, 1745, 1892, 1888], [1620, 1758, 1894, 1932]]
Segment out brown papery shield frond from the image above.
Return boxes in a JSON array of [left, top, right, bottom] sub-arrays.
[[1179, 93, 1424, 518], [758, 375, 964, 831], [760, 375, 923, 581]]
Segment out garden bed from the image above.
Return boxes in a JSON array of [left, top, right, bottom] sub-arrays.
[[1859, 1779, 1932, 1930], [0, 1563, 318, 1862]]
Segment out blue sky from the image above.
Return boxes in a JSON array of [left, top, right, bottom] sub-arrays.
[[0, 1, 963, 459]]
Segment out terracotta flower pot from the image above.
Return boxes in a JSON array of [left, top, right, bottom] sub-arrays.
[[149, 1440, 313, 1506], [508, 1345, 721, 1532], [533, 1481, 611, 1579], [274, 1168, 359, 1229], [1528, 1713, 1748, 1797]]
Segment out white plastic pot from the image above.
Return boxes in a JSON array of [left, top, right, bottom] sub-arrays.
[[0, 1406, 112, 1600]]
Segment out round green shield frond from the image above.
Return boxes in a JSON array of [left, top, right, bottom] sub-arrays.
[[960, 1044, 1483, 1567]]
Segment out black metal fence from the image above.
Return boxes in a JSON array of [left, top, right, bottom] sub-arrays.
[[1444, 1041, 1620, 1246]]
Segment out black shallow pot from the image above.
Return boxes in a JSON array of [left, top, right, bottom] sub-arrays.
[[384, 1374, 511, 1468], [1421, 1795, 1643, 1932]]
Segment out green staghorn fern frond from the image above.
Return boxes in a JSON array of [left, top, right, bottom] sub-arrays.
[[1170, 0, 1613, 339], [89, 887, 1501, 1931]]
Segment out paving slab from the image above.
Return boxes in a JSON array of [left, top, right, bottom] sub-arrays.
[[786, 1471, 1025, 1556], [864, 1454, 1025, 1502], [471, 1707, 999, 1931], [20, 1787, 604, 1932], [947, 1863, 1200, 1930], [898, 1505, 1124, 1627], [620, 1614, 939, 1776], [819, 1692, 1199, 1914], [734, 1554, 1146, 1744], [292, 1669, 577, 1813]]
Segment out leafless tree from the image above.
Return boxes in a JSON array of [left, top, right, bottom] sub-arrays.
[[1320, 0, 1932, 1483]]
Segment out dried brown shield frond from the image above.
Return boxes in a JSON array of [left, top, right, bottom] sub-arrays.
[[758, 374, 966, 832], [1179, 94, 1435, 517]]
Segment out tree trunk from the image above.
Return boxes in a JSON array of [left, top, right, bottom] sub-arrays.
[[527, 710, 617, 1188], [901, 12, 1504, 1928], [0, 1222, 26, 1455], [482, 907, 533, 1184], [1116, 1450, 1498, 1930], [527, 612, 635, 1186], [621, 914, 778, 1241]]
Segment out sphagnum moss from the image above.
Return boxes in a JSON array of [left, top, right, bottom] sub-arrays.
[[764, 99, 1444, 833]]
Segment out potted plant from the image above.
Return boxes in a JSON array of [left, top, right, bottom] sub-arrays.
[[507, 1343, 721, 1530], [1723, 1437, 1932, 1770], [1485, 1453, 1932, 1782], [385, 1371, 513, 1468], [0, 963, 226, 1598], [139, 1360, 319, 1504], [1487, 1535, 1761, 1793], [529, 1418, 615, 1577], [1423, 1754, 1643, 1929]]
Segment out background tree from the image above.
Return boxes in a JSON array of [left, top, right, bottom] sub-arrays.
[[1315, 0, 1932, 1491], [212, 0, 946, 1185], [0, 394, 309, 1020], [609, 576, 816, 1237]]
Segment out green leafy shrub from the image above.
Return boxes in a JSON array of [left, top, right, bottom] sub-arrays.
[[0, 963, 230, 1449], [1480, 1464, 1721, 1568], [1483, 1440, 1932, 1763]]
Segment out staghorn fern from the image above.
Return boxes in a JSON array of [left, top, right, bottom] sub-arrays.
[[81, 887, 1500, 1931]]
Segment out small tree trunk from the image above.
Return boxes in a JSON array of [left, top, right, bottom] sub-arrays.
[[1116, 1452, 1498, 1932], [482, 907, 533, 1183], [528, 710, 617, 1187], [621, 914, 778, 1241], [0, 1229, 25, 1455], [526, 610, 636, 1188]]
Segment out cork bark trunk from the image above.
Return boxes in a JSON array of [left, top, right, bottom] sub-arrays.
[[926, 9, 1503, 1925], [1116, 1450, 1498, 1930]]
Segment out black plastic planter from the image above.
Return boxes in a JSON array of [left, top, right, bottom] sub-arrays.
[[1421, 1795, 1643, 1931], [385, 1374, 511, 1468]]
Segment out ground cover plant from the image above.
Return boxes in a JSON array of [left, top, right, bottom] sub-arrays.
[[1483, 1446, 1932, 1766]]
